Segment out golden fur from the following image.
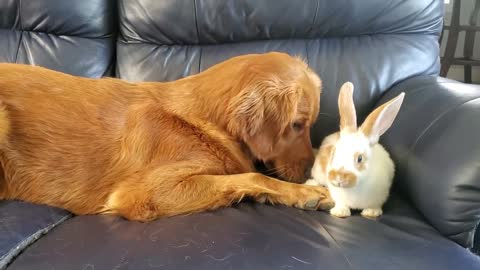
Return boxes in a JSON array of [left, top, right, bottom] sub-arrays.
[[0, 52, 332, 221]]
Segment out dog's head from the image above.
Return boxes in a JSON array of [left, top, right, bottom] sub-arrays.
[[227, 52, 322, 183]]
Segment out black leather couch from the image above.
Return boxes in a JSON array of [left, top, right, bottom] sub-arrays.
[[1, 0, 479, 269]]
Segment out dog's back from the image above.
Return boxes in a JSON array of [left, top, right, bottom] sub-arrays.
[[0, 64, 142, 212]]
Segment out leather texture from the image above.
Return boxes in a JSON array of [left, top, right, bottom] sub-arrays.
[[379, 76, 480, 249], [0, 201, 71, 270], [0, 0, 116, 77], [475, 229, 480, 254], [7, 196, 480, 270], [118, 0, 442, 45]]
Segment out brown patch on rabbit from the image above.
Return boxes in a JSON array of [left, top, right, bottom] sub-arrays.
[[328, 168, 357, 188]]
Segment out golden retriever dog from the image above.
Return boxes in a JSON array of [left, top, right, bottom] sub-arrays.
[[0, 52, 332, 221]]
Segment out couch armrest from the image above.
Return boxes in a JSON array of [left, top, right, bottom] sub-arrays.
[[378, 75, 480, 249]]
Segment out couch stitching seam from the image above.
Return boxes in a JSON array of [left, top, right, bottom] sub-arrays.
[[116, 32, 439, 52], [0, 27, 114, 40], [14, 0, 22, 63], [193, 0, 202, 72], [310, 0, 319, 34]]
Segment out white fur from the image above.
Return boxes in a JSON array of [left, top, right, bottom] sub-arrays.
[[309, 133, 337, 187], [306, 82, 403, 218], [305, 82, 405, 217], [329, 143, 394, 210], [307, 140, 394, 218]]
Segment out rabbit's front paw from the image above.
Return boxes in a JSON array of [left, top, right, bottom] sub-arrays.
[[361, 208, 382, 218], [330, 206, 351, 218]]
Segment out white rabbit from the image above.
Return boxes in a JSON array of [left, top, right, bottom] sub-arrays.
[[305, 82, 405, 218]]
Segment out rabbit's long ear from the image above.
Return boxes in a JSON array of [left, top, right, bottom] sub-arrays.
[[360, 92, 405, 144], [338, 82, 357, 132]]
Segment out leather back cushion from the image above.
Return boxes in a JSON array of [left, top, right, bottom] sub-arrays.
[[117, 0, 443, 145], [0, 0, 116, 78]]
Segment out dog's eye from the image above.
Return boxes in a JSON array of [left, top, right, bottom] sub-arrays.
[[292, 121, 304, 132], [356, 154, 363, 163]]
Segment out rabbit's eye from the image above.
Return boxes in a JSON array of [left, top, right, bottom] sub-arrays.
[[354, 153, 367, 170]]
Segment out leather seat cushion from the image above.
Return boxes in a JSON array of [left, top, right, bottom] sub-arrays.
[[0, 201, 71, 269], [6, 195, 480, 270]]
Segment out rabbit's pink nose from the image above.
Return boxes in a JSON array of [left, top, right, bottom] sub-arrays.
[[328, 168, 357, 188]]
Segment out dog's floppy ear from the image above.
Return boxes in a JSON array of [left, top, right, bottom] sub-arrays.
[[229, 89, 265, 138], [228, 79, 299, 160]]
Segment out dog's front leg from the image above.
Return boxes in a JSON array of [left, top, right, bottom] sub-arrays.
[[202, 173, 334, 211], [105, 164, 333, 221]]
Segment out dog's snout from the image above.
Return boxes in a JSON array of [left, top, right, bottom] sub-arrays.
[[304, 157, 315, 179], [304, 167, 312, 179]]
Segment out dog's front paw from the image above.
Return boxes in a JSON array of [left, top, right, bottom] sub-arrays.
[[361, 208, 382, 218], [330, 206, 351, 218], [293, 185, 333, 211]]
